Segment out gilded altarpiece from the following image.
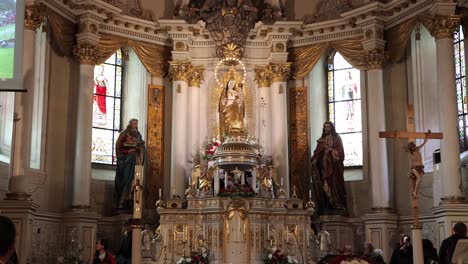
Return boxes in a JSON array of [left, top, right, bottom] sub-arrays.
[[289, 87, 310, 200], [146, 85, 164, 208]]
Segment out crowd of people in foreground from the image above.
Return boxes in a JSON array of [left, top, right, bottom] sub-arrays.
[[331, 222, 467, 264], [0, 214, 467, 264]]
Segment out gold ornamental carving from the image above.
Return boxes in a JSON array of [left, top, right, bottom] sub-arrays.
[[254, 68, 272, 88], [362, 48, 387, 70], [187, 67, 205, 87], [289, 87, 309, 200], [429, 15, 460, 40], [168, 62, 192, 82], [24, 4, 45, 31], [146, 85, 164, 208], [268, 63, 291, 82], [73, 43, 98, 65]]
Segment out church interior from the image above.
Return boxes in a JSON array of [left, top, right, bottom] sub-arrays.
[[1, 0, 468, 263]]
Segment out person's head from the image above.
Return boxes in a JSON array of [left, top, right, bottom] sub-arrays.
[[96, 238, 109, 252], [365, 242, 374, 252], [400, 234, 411, 246], [123, 221, 132, 232], [345, 71, 352, 80], [96, 64, 105, 75], [0, 216, 16, 262], [408, 142, 416, 152], [227, 79, 236, 90], [322, 121, 337, 137], [126, 119, 139, 134], [453, 222, 467, 236], [343, 245, 352, 255]]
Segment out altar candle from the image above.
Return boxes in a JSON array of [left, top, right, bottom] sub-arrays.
[[309, 189, 312, 199], [159, 188, 162, 198], [281, 177, 283, 186], [172, 186, 176, 196]]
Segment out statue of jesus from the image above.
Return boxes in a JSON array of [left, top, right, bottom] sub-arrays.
[[407, 137, 428, 198]]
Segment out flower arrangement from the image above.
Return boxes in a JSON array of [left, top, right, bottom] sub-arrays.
[[176, 252, 210, 264], [203, 139, 221, 160], [263, 249, 298, 264], [219, 183, 255, 198]]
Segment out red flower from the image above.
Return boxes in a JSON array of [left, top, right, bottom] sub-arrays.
[[213, 142, 219, 146]]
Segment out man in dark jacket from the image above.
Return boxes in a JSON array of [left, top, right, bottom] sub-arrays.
[[439, 222, 468, 264], [117, 221, 132, 264]]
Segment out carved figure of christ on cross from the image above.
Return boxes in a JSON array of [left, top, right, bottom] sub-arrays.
[[379, 105, 443, 224]]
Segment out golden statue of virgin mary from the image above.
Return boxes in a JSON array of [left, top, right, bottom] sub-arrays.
[[219, 67, 245, 138]]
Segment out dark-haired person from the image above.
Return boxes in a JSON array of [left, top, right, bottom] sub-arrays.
[[311, 121, 346, 212], [439, 222, 468, 264], [389, 234, 413, 264], [117, 221, 132, 264], [0, 215, 16, 264], [93, 239, 115, 264]]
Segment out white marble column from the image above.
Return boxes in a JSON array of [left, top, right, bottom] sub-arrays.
[[169, 62, 190, 197], [255, 68, 272, 157], [187, 67, 204, 164], [269, 64, 290, 195], [431, 17, 464, 202], [7, 5, 43, 199], [71, 44, 96, 207], [366, 55, 391, 210]]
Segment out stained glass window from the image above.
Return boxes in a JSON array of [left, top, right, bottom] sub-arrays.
[[454, 25, 467, 152], [92, 50, 123, 164], [327, 52, 363, 167]]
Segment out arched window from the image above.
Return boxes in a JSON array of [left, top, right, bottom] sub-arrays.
[[454, 25, 467, 152], [92, 50, 123, 165], [327, 52, 363, 167]]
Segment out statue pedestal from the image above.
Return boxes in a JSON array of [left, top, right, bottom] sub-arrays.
[[154, 197, 314, 264]]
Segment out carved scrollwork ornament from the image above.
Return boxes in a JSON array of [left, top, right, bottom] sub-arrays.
[[187, 67, 205, 87], [362, 48, 387, 70], [430, 15, 461, 40], [254, 68, 272, 87], [268, 63, 291, 82], [24, 4, 45, 31], [73, 43, 98, 65], [169, 62, 192, 82]]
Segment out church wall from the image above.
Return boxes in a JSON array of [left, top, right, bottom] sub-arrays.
[[29, 48, 77, 213], [345, 69, 371, 218], [382, 48, 412, 216]]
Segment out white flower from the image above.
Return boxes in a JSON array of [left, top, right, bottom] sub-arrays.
[[176, 257, 184, 264], [268, 253, 273, 259], [186, 257, 192, 263], [202, 253, 207, 258]]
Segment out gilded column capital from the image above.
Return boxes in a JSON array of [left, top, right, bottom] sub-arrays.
[[73, 43, 98, 65], [187, 67, 204, 87], [254, 68, 272, 87], [268, 63, 291, 82], [24, 4, 45, 31], [168, 62, 192, 82], [430, 15, 460, 40], [362, 48, 387, 70]]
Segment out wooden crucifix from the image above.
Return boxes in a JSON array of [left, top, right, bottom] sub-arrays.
[[379, 104, 443, 226]]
